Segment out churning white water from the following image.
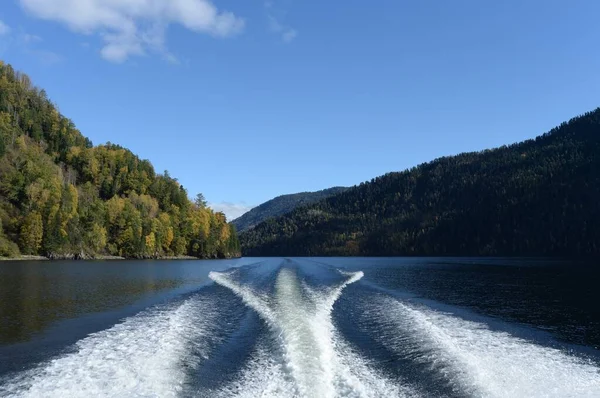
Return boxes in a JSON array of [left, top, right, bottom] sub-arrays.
[[209, 268, 418, 398], [3, 263, 599, 398], [1, 296, 218, 398], [363, 295, 600, 398]]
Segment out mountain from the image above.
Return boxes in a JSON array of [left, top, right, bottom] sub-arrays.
[[241, 109, 600, 257], [232, 187, 348, 232], [0, 61, 240, 259]]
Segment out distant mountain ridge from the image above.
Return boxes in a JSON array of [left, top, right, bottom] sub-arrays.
[[241, 109, 600, 257], [232, 187, 348, 232]]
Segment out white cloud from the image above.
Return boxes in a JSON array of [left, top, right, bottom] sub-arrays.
[[0, 20, 10, 36], [0, 25, 62, 65], [23, 33, 41, 43], [265, 1, 297, 43], [25, 48, 63, 65], [10, 31, 63, 65], [281, 27, 297, 43], [209, 202, 255, 222], [18, 0, 245, 62], [268, 15, 297, 43]]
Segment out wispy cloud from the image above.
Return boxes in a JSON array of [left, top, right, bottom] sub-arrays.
[[0, 23, 62, 65], [268, 15, 297, 43], [22, 33, 42, 43], [0, 20, 10, 36], [265, 0, 297, 43], [24, 48, 63, 65], [16, 32, 63, 65], [18, 0, 245, 63], [282, 29, 298, 43], [209, 202, 255, 222]]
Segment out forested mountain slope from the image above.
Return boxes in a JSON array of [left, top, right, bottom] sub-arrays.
[[241, 109, 600, 256], [0, 61, 240, 259], [232, 187, 347, 232]]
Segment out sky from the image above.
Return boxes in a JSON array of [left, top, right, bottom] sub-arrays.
[[0, 0, 600, 220]]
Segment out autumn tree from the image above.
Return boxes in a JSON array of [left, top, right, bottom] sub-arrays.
[[20, 212, 43, 254], [0, 61, 240, 259]]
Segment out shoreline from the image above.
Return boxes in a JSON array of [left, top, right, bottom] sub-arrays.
[[0, 255, 241, 261], [0, 255, 49, 261]]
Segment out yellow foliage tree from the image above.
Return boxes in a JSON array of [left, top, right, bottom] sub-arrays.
[[145, 232, 156, 255], [106, 196, 125, 224], [88, 223, 107, 253], [164, 228, 174, 252], [20, 212, 43, 254]]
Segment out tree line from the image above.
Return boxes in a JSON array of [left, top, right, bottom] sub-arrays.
[[0, 61, 240, 259], [241, 108, 600, 257]]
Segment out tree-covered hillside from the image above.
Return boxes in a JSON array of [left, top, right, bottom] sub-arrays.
[[241, 109, 600, 257], [232, 187, 347, 232], [0, 61, 240, 259]]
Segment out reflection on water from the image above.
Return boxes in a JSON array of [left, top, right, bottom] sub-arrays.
[[0, 260, 247, 345]]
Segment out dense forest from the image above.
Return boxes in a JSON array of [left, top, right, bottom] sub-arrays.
[[232, 187, 347, 232], [0, 61, 240, 259], [241, 109, 600, 257]]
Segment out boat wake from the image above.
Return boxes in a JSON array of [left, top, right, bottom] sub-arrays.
[[209, 267, 417, 398], [358, 295, 600, 398], [2, 260, 600, 398], [1, 296, 219, 398]]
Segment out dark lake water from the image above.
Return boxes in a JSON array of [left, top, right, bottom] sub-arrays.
[[0, 257, 599, 397]]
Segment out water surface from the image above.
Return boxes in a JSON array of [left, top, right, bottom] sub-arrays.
[[0, 257, 598, 397]]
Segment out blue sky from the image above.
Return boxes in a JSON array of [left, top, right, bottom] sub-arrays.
[[1, 0, 600, 220]]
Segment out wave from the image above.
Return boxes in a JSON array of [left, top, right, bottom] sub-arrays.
[[205, 340, 298, 398], [7, 261, 594, 398], [209, 267, 419, 398], [1, 296, 218, 398], [361, 295, 600, 398]]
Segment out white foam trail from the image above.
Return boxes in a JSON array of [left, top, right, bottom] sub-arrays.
[[208, 342, 297, 398], [209, 270, 276, 324], [331, 336, 418, 398], [210, 268, 419, 398], [367, 295, 600, 398], [1, 297, 217, 398], [210, 336, 415, 398], [291, 270, 365, 397], [274, 268, 329, 397]]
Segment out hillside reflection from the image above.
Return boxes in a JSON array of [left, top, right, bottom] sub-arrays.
[[0, 261, 183, 344]]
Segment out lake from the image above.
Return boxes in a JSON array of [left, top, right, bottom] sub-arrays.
[[0, 258, 599, 397]]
